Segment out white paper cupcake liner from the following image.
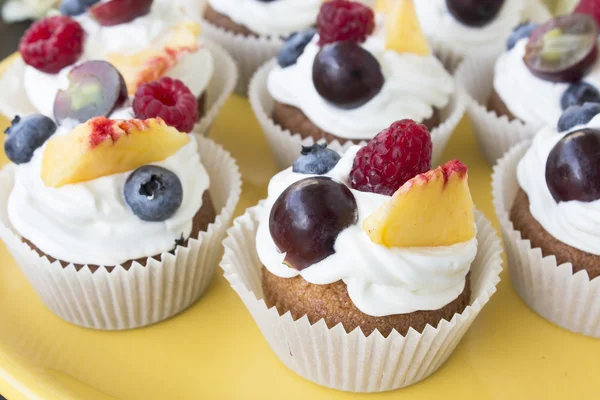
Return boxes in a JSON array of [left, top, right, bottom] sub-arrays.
[[220, 204, 503, 392], [201, 18, 283, 95], [249, 59, 466, 169], [0, 41, 237, 137], [492, 141, 600, 338], [0, 135, 242, 330], [454, 49, 538, 165]]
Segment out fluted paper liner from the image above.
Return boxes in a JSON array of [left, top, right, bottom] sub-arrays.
[[220, 204, 503, 392], [249, 59, 466, 169], [454, 50, 538, 165], [201, 19, 283, 95], [0, 136, 242, 330], [492, 141, 600, 338], [0, 41, 237, 136]]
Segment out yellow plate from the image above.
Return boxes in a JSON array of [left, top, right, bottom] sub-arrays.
[[0, 56, 598, 400]]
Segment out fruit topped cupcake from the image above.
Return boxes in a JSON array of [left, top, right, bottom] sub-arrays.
[[251, 0, 464, 167], [0, 83, 241, 329], [221, 119, 503, 391]]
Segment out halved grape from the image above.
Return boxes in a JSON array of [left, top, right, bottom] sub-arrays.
[[524, 14, 598, 83]]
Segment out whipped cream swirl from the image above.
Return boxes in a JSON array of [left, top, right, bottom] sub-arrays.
[[517, 115, 600, 255], [268, 35, 454, 140], [206, 0, 321, 37], [415, 0, 549, 56], [7, 128, 209, 266], [256, 146, 477, 317], [494, 37, 600, 127], [23, 1, 214, 118]]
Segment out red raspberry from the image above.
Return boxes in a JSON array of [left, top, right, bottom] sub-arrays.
[[349, 120, 432, 196], [317, 0, 375, 46], [19, 16, 85, 74], [133, 77, 199, 133], [576, 0, 600, 27]]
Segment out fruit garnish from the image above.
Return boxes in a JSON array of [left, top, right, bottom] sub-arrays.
[[374, 0, 392, 14], [19, 16, 85, 74], [133, 77, 198, 133], [4, 115, 57, 165], [292, 143, 341, 175], [312, 41, 384, 109], [575, 0, 600, 28], [89, 0, 153, 27], [363, 160, 475, 247], [277, 28, 316, 68], [317, 0, 375, 46], [124, 165, 183, 222], [269, 177, 358, 271], [524, 14, 598, 83], [560, 82, 600, 110], [558, 103, 600, 132], [41, 116, 189, 187], [60, 0, 100, 16], [506, 22, 538, 50], [53, 61, 128, 124], [107, 21, 200, 95], [350, 120, 432, 196], [385, 0, 430, 56], [446, 0, 505, 27], [546, 128, 600, 202]]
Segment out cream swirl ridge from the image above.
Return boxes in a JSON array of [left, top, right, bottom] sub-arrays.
[[7, 130, 209, 266], [267, 35, 454, 140], [206, 0, 321, 37], [494, 38, 600, 127], [256, 146, 477, 317], [517, 115, 600, 255]]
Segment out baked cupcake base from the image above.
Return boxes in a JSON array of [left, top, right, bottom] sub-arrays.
[[263, 268, 470, 338], [487, 89, 517, 122], [272, 101, 441, 145], [493, 141, 600, 337], [203, 4, 255, 37]]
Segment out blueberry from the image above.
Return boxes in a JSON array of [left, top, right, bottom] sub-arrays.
[[4, 114, 56, 164], [506, 22, 538, 50], [560, 82, 600, 110], [277, 28, 316, 68], [292, 143, 341, 175], [557, 103, 600, 132], [60, 0, 100, 16], [124, 166, 183, 222]]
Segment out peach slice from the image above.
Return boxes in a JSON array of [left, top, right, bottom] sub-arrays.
[[41, 116, 189, 187], [363, 160, 475, 247], [385, 0, 430, 56], [374, 0, 393, 14], [107, 21, 201, 95]]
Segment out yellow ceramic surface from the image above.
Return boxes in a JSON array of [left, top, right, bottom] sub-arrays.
[[0, 56, 599, 400]]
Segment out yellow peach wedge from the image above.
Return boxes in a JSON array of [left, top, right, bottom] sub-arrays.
[[41, 116, 189, 188], [363, 160, 475, 247], [385, 0, 430, 56]]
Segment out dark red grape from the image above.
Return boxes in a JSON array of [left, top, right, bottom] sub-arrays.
[[546, 128, 600, 202], [524, 14, 598, 83], [269, 177, 358, 270], [446, 0, 504, 27], [89, 0, 153, 26], [312, 41, 384, 109]]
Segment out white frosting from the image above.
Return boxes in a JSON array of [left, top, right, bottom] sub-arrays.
[[256, 146, 477, 317], [415, 0, 537, 55], [268, 35, 454, 140], [517, 115, 600, 256], [7, 129, 209, 266], [206, 0, 321, 37], [494, 37, 600, 127], [23, 1, 214, 118]]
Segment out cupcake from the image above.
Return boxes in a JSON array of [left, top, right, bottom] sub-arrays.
[[455, 5, 600, 164], [201, 0, 321, 94], [0, 0, 237, 135], [250, 0, 464, 168], [0, 108, 241, 329], [221, 120, 503, 391], [493, 104, 600, 337]]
